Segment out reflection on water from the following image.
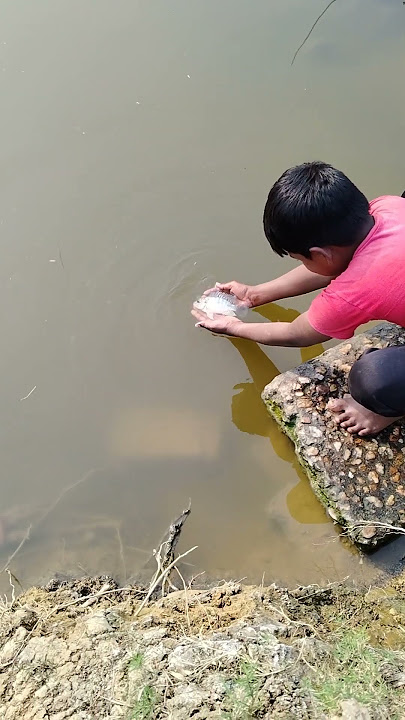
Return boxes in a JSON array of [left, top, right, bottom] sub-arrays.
[[110, 407, 220, 459], [226, 310, 404, 582], [0, 0, 405, 594], [286, 478, 327, 526], [229, 304, 328, 525]]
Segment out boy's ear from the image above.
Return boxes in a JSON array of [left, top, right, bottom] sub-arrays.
[[308, 246, 333, 262]]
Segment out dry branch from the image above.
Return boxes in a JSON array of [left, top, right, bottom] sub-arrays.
[[133, 545, 198, 618]]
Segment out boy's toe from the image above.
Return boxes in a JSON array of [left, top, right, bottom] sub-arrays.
[[336, 412, 351, 424], [341, 417, 356, 428], [327, 398, 346, 413]]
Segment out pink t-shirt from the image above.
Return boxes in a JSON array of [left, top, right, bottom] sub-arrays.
[[307, 195, 405, 339]]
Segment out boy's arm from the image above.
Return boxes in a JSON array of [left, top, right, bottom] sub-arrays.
[[192, 309, 331, 347], [232, 312, 331, 346], [249, 266, 335, 306]]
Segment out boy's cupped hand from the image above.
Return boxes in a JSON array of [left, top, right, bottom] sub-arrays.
[[191, 306, 243, 336], [203, 281, 254, 308]]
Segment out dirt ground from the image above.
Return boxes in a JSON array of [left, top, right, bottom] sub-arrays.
[[0, 570, 404, 719]]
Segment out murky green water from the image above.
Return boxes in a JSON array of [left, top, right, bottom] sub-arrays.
[[1, 0, 404, 593]]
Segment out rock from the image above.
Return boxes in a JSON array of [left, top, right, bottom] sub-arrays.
[[168, 639, 242, 677], [2, 626, 28, 660], [364, 496, 383, 508], [143, 643, 169, 668], [85, 611, 112, 636], [140, 615, 155, 628], [19, 636, 70, 666], [201, 672, 227, 698], [262, 323, 405, 548], [360, 525, 377, 539], [11, 608, 38, 631], [327, 507, 339, 521], [296, 637, 331, 662], [166, 684, 210, 715], [142, 627, 167, 644], [368, 471, 379, 484], [331, 698, 371, 720]]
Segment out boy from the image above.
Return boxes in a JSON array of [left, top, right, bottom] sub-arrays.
[[191, 161, 405, 437]]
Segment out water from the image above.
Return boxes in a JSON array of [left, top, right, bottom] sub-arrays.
[[1, 0, 404, 593]]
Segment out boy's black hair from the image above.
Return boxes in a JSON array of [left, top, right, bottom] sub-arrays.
[[263, 161, 370, 258]]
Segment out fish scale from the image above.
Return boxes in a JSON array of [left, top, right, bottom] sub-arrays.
[[194, 290, 248, 320]]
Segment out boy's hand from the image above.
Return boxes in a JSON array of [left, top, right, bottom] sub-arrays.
[[191, 307, 243, 336], [192, 306, 331, 346], [203, 281, 254, 308]]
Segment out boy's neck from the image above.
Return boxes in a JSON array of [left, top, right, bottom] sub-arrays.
[[356, 213, 375, 248], [329, 214, 375, 275], [342, 214, 375, 261]]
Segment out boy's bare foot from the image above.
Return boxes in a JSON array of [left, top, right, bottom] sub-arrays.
[[327, 394, 402, 436]]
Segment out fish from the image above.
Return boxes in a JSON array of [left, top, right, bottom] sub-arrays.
[[194, 290, 248, 320]]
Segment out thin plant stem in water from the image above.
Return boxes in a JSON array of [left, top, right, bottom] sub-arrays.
[[291, 0, 337, 66], [19, 385, 37, 401], [0, 525, 32, 575]]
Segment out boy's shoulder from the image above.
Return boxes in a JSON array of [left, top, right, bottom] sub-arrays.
[[307, 195, 405, 339], [344, 194, 405, 272], [370, 194, 405, 217]]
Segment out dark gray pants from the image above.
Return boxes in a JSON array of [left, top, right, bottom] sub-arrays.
[[349, 346, 405, 417], [348, 190, 405, 417]]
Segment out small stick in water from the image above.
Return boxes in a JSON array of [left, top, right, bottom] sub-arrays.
[[291, 0, 337, 66], [20, 385, 37, 402]]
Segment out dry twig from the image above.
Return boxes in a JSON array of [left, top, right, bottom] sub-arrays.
[[151, 501, 191, 573], [175, 565, 191, 632], [133, 546, 198, 618], [347, 520, 405, 536], [6, 570, 16, 604]]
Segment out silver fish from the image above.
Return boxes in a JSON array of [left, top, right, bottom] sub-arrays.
[[194, 290, 248, 320]]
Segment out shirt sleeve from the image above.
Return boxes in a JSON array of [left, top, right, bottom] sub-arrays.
[[307, 288, 372, 340]]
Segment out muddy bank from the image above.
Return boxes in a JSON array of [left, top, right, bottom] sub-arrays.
[[262, 323, 405, 549], [1, 574, 404, 719]]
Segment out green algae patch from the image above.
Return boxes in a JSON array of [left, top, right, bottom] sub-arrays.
[[262, 323, 405, 549]]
